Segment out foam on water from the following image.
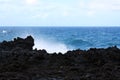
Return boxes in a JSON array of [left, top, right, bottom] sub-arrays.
[[0, 30, 7, 34], [2, 30, 7, 33], [33, 37, 69, 53], [1, 27, 120, 53], [20, 33, 69, 53]]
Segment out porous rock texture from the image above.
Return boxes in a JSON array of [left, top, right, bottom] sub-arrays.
[[0, 36, 120, 80]]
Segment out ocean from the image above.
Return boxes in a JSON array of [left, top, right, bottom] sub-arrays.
[[0, 27, 120, 53]]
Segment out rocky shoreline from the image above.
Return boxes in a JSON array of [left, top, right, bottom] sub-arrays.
[[0, 36, 120, 80]]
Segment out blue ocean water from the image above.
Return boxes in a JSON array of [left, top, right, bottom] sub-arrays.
[[0, 27, 120, 53]]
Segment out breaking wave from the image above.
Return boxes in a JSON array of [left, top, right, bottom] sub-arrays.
[[33, 37, 69, 53], [20, 33, 69, 53]]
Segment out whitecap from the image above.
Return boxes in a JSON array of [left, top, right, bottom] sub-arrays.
[[33, 37, 69, 53], [19, 33, 69, 53], [2, 30, 7, 34]]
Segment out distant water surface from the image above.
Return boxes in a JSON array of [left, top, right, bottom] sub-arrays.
[[0, 27, 120, 53]]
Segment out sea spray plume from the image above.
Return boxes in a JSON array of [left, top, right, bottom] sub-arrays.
[[18, 33, 69, 53], [33, 36, 69, 53]]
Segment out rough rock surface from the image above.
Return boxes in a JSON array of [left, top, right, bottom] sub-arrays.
[[0, 36, 120, 80], [0, 36, 34, 51]]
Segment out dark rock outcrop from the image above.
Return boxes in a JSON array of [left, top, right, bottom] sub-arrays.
[[0, 36, 120, 80], [0, 36, 34, 51]]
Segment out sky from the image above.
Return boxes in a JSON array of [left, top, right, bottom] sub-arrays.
[[0, 0, 120, 26]]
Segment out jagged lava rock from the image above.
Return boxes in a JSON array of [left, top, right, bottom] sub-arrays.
[[0, 35, 34, 51], [0, 36, 120, 80]]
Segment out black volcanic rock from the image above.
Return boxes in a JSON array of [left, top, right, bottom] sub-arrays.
[[0, 35, 34, 51], [0, 36, 120, 80]]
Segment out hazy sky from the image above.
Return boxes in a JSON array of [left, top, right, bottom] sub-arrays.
[[0, 0, 120, 26]]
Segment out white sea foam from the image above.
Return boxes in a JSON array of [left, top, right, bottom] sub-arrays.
[[20, 33, 68, 53], [2, 30, 7, 34], [33, 37, 68, 53]]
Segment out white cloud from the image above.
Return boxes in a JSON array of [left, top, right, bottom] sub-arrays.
[[87, 10, 96, 16], [0, 0, 120, 25], [32, 13, 49, 19], [62, 11, 70, 16], [79, 1, 85, 8], [0, 0, 75, 18], [88, 0, 120, 11], [77, 0, 120, 17], [25, 0, 38, 5]]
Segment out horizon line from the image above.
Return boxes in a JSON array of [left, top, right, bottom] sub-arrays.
[[0, 26, 120, 27]]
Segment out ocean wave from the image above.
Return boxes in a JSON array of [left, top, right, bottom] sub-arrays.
[[0, 30, 7, 34], [2, 30, 7, 34], [19, 33, 69, 53], [1, 27, 120, 53], [33, 37, 69, 53], [68, 38, 92, 47]]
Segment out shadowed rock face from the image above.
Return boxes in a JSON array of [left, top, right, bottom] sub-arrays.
[[0, 36, 120, 80], [0, 36, 34, 51]]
